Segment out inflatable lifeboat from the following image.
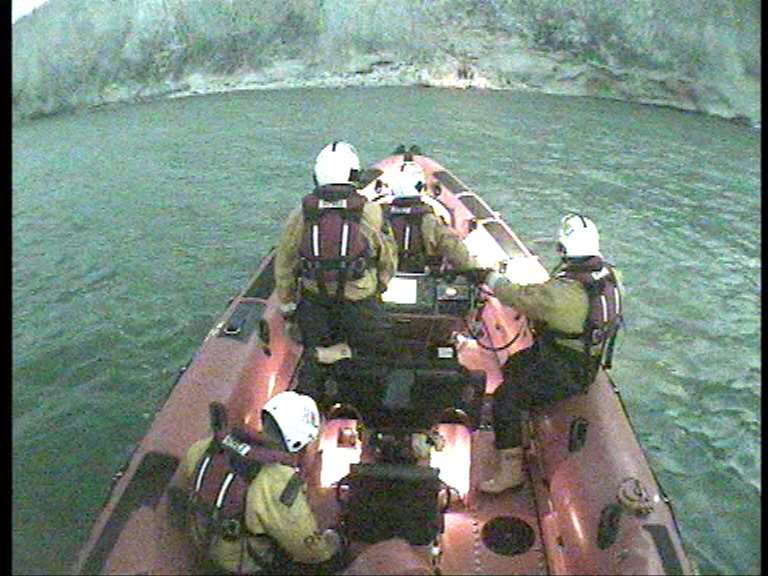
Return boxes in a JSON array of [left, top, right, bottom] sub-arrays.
[[74, 147, 693, 575]]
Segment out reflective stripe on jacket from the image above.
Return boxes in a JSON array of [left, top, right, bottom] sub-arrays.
[[385, 199, 476, 272], [275, 192, 398, 305], [554, 258, 623, 359], [298, 189, 373, 300], [183, 437, 338, 571]]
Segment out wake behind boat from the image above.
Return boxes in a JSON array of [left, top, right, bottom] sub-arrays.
[[74, 147, 693, 575]]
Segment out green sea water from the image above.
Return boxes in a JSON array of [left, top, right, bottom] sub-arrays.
[[12, 87, 761, 575]]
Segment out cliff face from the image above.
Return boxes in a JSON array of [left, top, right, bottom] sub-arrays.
[[12, 0, 761, 124]]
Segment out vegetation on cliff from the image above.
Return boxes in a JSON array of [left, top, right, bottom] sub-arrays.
[[12, 0, 760, 123]]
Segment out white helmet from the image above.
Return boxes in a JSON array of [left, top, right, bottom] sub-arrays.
[[393, 161, 426, 199], [262, 391, 321, 453], [313, 141, 361, 186], [557, 213, 601, 257]]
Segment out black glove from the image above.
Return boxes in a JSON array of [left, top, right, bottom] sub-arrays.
[[460, 268, 493, 285]]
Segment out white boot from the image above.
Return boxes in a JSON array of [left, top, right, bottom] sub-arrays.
[[315, 342, 352, 364], [480, 447, 525, 494]]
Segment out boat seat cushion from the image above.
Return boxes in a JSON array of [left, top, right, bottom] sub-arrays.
[[341, 463, 443, 545]]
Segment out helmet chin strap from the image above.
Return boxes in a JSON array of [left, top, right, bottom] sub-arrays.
[[553, 253, 596, 273], [550, 260, 566, 276]]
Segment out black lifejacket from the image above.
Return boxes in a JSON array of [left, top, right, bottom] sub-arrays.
[[384, 198, 440, 273], [188, 432, 297, 573], [546, 256, 624, 380], [299, 184, 374, 300]]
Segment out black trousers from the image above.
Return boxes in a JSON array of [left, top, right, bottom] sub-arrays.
[[493, 339, 593, 449], [295, 292, 393, 351], [294, 293, 395, 402]]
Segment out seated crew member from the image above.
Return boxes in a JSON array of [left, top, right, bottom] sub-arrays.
[[274, 141, 399, 399], [480, 214, 624, 493], [385, 161, 477, 273], [183, 391, 345, 574]]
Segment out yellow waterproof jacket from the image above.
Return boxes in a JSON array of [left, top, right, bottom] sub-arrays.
[[183, 437, 338, 572], [492, 276, 589, 353], [492, 267, 624, 353], [274, 201, 398, 306], [419, 212, 477, 271]]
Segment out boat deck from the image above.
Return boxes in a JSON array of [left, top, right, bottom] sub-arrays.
[[305, 425, 547, 575], [440, 430, 546, 575]]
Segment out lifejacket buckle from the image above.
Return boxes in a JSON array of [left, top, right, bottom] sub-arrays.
[[300, 259, 319, 279], [221, 518, 242, 541], [349, 257, 367, 277]]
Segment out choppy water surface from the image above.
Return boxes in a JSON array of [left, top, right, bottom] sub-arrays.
[[12, 87, 760, 575]]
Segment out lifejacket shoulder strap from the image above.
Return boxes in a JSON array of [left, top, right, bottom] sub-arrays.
[[190, 434, 294, 507], [385, 201, 432, 267], [581, 265, 623, 371], [599, 265, 624, 370], [550, 262, 624, 379], [299, 190, 373, 299]]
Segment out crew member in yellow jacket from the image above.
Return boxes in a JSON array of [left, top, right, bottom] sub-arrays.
[[274, 141, 398, 400], [480, 214, 624, 494], [384, 161, 476, 273], [183, 391, 343, 574]]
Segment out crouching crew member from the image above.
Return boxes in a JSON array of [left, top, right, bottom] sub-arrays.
[[481, 214, 624, 493], [183, 391, 344, 574]]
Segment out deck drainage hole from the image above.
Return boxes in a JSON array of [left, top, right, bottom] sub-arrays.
[[481, 516, 535, 556]]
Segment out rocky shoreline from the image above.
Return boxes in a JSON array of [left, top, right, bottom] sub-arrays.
[[169, 55, 759, 125], [16, 54, 760, 129]]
